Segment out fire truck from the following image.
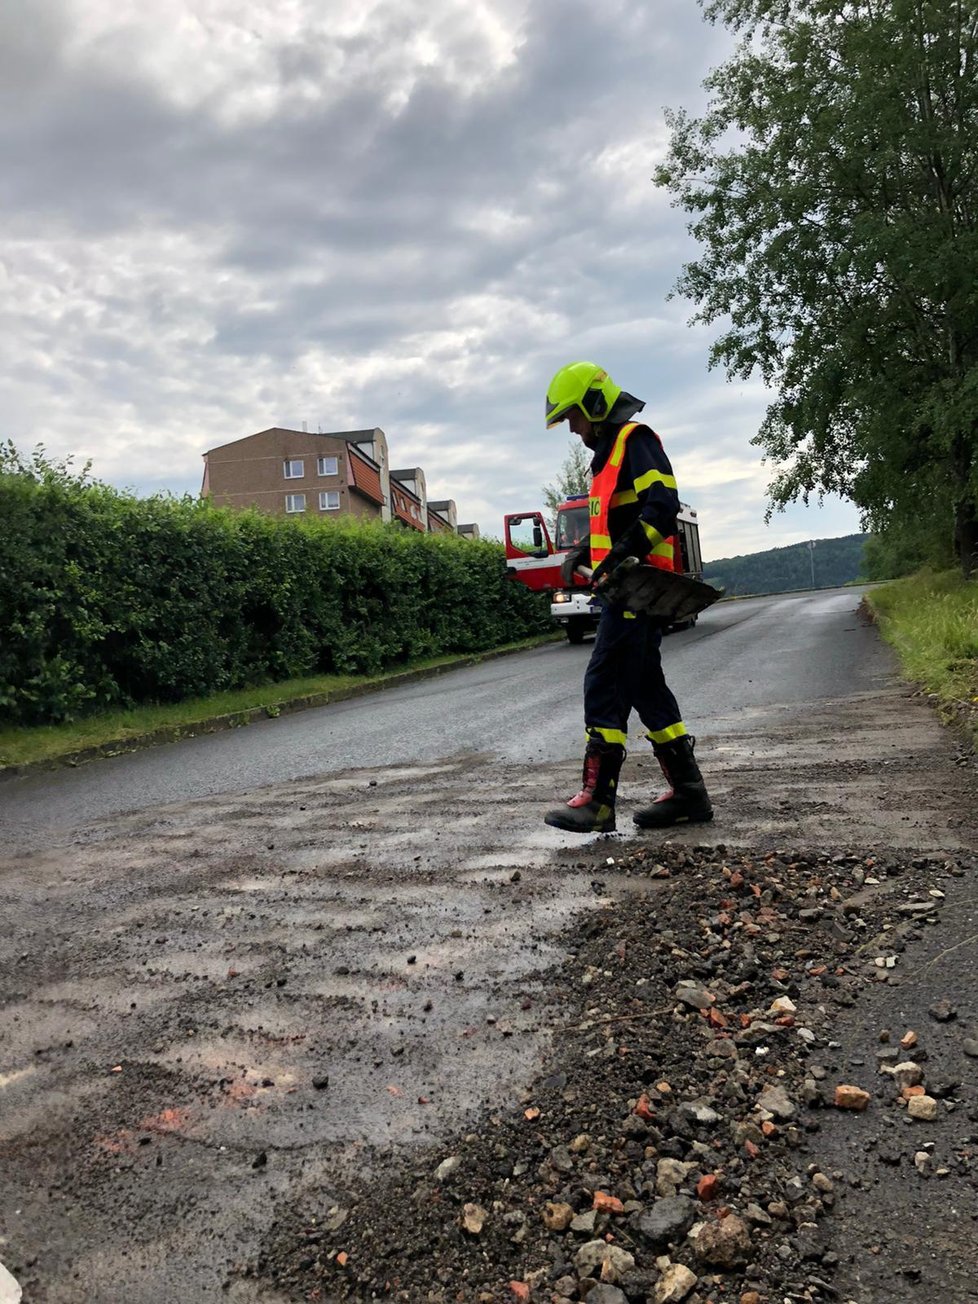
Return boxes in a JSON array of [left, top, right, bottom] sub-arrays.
[[504, 495, 705, 643]]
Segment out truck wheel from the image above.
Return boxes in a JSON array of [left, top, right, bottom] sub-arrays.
[[566, 618, 588, 645]]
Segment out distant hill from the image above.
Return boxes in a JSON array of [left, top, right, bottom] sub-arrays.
[[703, 533, 869, 597]]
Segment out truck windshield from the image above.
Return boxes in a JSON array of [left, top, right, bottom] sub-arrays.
[[556, 505, 588, 551]]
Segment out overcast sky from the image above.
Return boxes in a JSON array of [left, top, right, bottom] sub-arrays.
[[1, 0, 863, 560]]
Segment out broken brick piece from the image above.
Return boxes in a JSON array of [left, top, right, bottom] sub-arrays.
[[834, 1084, 871, 1111]]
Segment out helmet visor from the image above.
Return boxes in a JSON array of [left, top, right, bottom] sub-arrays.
[[546, 399, 574, 428]]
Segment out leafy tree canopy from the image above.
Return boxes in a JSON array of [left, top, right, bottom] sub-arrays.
[[543, 439, 591, 528], [655, 0, 978, 575]]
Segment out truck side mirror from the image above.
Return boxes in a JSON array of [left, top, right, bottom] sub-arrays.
[[533, 524, 543, 548]]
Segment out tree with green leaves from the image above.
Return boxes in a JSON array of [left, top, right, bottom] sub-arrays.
[[655, 0, 978, 576], [542, 439, 591, 528]]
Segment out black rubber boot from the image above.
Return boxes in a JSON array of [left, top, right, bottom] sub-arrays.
[[545, 741, 625, 833], [633, 735, 713, 829]]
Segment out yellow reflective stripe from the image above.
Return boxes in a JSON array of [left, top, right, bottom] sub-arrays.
[[634, 468, 677, 494], [642, 522, 665, 549], [589, 727, 628, 746], [623, 611, 636, 620], [591, 532, 612, 550], [609, 430, 629, 469], [647, 722, 688, 745], [610, 489, 637, 507]]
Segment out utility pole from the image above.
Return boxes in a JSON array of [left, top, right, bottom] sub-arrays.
[[809, 539, 816, 589]]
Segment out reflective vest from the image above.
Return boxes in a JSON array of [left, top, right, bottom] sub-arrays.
[[589, 422, 678, 572]]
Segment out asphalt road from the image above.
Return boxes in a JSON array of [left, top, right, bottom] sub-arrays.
[[0, 586, 881, 842], [3, 581, 977, 1304]]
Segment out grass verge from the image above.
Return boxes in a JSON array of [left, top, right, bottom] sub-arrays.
[[0, 634, 560, 773], [866, 569, 978, 747]]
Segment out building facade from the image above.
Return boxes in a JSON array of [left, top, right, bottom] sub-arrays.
[[202, 427, 392, 521], [201, 427, 473, 536]]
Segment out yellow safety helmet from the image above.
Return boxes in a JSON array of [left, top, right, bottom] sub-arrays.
[[545, 361, 622, 428]]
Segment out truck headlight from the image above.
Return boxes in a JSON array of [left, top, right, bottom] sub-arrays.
[[552, 591, 569, 603]]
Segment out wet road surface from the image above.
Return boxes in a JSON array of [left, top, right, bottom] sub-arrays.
[[0, 587, 880, 841], [3, 584, 974, 1302]]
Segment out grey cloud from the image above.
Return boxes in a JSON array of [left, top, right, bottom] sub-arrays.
[[0, 0, 863, 550]]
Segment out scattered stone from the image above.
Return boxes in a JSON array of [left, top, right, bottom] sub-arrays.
[[653, 1263, 698, 1303], [885, 1061, 925, 1089], [632, 1197, 696, 1250], [770, 996, 797, 1015], [586, 1288, 628, 1304], [574, 1241, 635, 1281], [678, 1099, 721, 1127], [834, 1084, 871, 1111], [674, 982, 715, 1009], [460, 1202, 487, 1235], [900, 1030, 918, 1049], [311, 1074, 330, 1090], [0, 1262, 22, 1304], [570, 1209, 597, 1234], [434, 1155, 461, 1181], [929, 999, 957, 1022], [693, 1213, 753, 1267], [541, 1201, 575, 1232], [656, 1157, 694, 1195], [963, 1039, 978, 1059], [757, 1084, 795, 1120], [907, 1095, 939, 1121]]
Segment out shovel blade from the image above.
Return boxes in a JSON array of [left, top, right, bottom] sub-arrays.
[[606, 560, 723, 621]]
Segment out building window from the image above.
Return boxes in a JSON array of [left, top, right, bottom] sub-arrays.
[[285, 493, 306, 513], [317, 455, 338, 476], [319, 490, 340, 511], [284, 459, 304, 479]]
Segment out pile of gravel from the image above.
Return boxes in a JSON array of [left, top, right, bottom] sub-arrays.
[[254, 842, 971, 1304]]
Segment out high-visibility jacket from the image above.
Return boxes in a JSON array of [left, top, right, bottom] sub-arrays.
[[589, 422, 679, 572]]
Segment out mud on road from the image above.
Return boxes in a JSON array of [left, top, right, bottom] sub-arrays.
[[0, 674, 976, 1303]]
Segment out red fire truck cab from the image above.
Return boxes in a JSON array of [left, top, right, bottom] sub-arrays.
[[504, 496, 704, 643]]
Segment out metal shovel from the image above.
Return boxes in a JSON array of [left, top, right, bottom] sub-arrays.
[[577, 558, 724, 622]]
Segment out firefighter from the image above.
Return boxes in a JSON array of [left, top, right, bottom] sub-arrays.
[[542, 361, 713, 834]]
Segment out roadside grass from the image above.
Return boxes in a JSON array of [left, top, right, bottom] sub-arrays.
[[866, 569, 978, 745], [0, 634, 559, 771]]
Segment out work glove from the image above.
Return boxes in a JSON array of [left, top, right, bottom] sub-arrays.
[[589, 542, 633, 594], [560, 545, 590, 587]]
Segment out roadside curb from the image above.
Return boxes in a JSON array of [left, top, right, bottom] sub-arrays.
[[0, 635, 561, 782]]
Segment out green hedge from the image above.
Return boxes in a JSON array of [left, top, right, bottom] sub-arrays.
[[0, 447, 551, 726]]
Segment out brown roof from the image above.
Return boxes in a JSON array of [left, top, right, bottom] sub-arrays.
[[349, 447, 384, 505]]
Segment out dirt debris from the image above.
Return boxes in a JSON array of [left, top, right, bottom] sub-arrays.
[[255, 842, 978, 1303]]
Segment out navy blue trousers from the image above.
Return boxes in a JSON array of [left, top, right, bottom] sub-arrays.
[[583, 603, 684, 747]]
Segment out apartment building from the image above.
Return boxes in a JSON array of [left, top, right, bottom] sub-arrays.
[[201, 426, 478, 536], [389, 466, 427, 532]]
